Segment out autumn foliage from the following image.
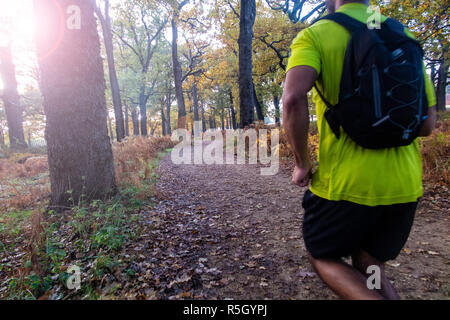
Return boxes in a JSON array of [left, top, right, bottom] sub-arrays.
[[0, 136, 174, 213], [0, 156, 50, 213], [113, 135, 174, 188], [420, 114, 450, 187]]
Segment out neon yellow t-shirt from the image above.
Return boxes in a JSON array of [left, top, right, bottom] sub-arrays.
[[286, 3, 437, 206]]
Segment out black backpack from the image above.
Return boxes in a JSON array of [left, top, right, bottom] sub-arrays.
[[313, 12, 428, 149]]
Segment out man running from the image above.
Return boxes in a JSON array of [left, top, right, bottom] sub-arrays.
[[283, 0, 437, 300]]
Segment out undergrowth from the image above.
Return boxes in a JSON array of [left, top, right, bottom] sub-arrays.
[[0, 136, 174, 299], [419, 112, 450, 187]]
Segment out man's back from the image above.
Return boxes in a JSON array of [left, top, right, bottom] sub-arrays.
[[286, 2, 436, 206], [283, 0, 437, 300]]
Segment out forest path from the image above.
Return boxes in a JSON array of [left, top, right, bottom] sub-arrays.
[[150, 148, 449, 300]]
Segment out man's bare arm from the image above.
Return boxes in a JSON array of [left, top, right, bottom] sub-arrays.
[[418, 106, 437, 137], [283, 66, 318, 187]]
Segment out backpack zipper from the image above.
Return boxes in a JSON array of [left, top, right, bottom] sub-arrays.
[[372, 65, 382, 119]]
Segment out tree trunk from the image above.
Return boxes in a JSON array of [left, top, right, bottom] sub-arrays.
[[209, 112, 215, 130], [238, 0, 256, 128], [0, 127, 4, 146], [273, 93, 281, 126], [95, 0, 125, 141], [107, 114, 114, 141], [200, 101, 206, 132], [149, 118, 157, 136], [0, 45, 27, 149], [172, 18, 186, 129], [166, 92, 172, 135], [221, 110, 225, 131], [436, 59, 449, 112], [131, 107, 140, 136], [34, 0, 116, 208], [139, 85, 148, 136], [124, 101, 129, 136], [161, 104, 167, 136], [192, 81, 200, 122], [228, 89, 237, 129], [253, 81, 264, 121], [430, 63, 437, 87]]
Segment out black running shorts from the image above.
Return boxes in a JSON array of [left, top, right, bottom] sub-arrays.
[[302, 189, 418, 262]]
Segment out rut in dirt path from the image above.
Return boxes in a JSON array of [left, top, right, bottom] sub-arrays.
[[152, 150, 449, 300]]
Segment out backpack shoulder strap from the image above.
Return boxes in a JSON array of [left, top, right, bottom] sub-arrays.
[[314, 12, 367, 33], [310, 13, 367, 139]]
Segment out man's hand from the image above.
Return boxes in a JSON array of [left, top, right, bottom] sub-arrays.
[[292, 163, 313, 187]]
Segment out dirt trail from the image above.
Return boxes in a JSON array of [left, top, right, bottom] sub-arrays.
[[152, 149, 449, 300]]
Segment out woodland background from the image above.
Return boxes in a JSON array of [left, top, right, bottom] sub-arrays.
[[0, 0, 448, 300]]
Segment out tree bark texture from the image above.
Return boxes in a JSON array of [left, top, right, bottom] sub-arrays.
[[34, 0, 116, 208], [192, 81, 200, 122], [131, 107, 140, 136], [253, 81, 264, 121], [172, 17, 186, 129], [238, 0, 256, 128], [273, 93, 281, 126], [0, 45, 27, 149], [228, 89, 238, 129], [436, 57, 449, 112], [95, 0, 125, 141]]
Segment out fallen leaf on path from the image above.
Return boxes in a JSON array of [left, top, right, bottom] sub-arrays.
[[387, 262, 401, 268]]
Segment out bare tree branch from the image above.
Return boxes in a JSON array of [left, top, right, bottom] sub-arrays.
[[226, 0, 240, 19]]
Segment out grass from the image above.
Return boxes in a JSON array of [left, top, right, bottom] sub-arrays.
[[0, 136, 175, 300], [0, 210, 32, 237], [2, 180, 156, 300]]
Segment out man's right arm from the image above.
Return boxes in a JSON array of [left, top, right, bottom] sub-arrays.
[[284, 28, 321, 187], [283, 65, 318, 187], [418, 65, 437, 137], [418, 106, 436, 137], [405, 29, 437, 137]]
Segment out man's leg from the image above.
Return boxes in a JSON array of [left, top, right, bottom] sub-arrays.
[[352, 250, 401, 300], [308, 254, 384, 300]]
